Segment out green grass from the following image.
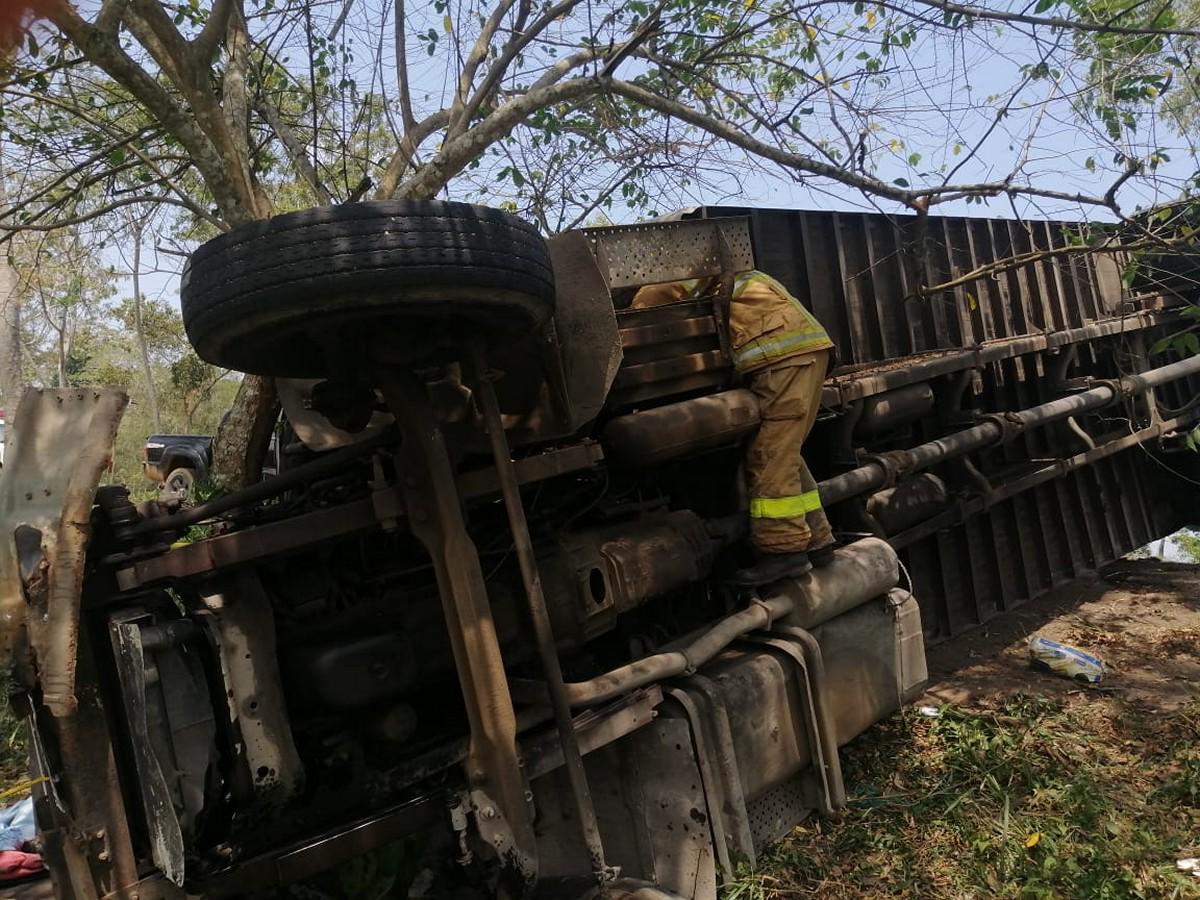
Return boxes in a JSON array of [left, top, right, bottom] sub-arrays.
[[728, 695, 1200, 899]]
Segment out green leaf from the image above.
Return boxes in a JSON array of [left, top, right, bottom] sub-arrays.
[[893, 177, 909, 187], [1188, 424, 1200, 452], [1150, 335, 1173, 355]]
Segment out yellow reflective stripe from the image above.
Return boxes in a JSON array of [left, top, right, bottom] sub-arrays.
[[734, 328, 832, 369], [750, 490, 823, 519]]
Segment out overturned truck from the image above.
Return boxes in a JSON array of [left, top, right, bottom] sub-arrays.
[[1, 202, 1198, 899]]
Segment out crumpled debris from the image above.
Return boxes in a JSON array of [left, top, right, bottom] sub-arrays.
[[1028, 635, 1106, 684], [1178, 858, 1200, 878], [0, 797, 42, 884], [917, 705, 942, 718], [0, 850, 43, 881], [0, 797, 36, 853]]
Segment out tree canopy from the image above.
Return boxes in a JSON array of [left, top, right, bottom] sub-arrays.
[[4, 0, 1200, 479]]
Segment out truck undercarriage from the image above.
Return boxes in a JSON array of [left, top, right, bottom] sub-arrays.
[[0, 204, 1197, 899]]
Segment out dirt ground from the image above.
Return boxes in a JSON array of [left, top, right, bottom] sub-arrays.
[[925, 559, 1200, 714]]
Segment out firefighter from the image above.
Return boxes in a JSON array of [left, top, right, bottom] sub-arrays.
[[631, 270, 835, 584]]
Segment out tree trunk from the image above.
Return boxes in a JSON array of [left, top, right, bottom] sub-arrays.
[[213, 375, 278, 488], [0, 131, 22, 409], [209, 0, 278, 487], [0, 249, 20, 408], [131, 220, 162, 431], [56, 309, 67, 388]]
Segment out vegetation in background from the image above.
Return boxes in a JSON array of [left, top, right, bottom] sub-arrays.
[[3, 227, 236, 489]]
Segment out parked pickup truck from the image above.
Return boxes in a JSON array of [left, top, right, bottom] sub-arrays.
[[142, 433, 212, 497], [0, 201, 1198, 900]]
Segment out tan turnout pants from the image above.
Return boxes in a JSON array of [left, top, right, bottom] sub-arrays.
[[746, 350, 834, 554]]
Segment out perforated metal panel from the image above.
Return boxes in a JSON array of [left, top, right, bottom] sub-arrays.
[[583, 218, 754, 289], [746, 776, 812, 851]]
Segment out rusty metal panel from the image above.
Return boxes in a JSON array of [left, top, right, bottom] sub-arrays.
[[0, 388, 128, 715], [691, 207, 1162, 367], [900, 445, 1183, 643]]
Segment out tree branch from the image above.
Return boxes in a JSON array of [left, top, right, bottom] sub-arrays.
[[222, 3, 252, 175], [193, 0, 235, 62], [921, 238, 1154, 295], [44, 0, 255, 225], [0, 195, 206, 237], [255, 96, 334, 204], [394, 0, 416, 133], [328, 0, 357, 42], [447, 0, 518, 138], [373, 109, 451, 199], [912, 0, 1200, 37], [453, 0, 587, 141], [125, 0, 263, 218], [605, 77, 917, 205], [395, 78, 599, 200], [94, 0, 130, 35]]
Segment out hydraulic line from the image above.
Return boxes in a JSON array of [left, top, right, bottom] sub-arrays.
[[817, 352, 1200, 507]]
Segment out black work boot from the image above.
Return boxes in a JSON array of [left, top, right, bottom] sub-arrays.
[[809, 542, 836, 568], [731, 551, 812, 586]]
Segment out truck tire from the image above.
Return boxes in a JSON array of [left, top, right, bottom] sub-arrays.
[[180, 201, 557, 377], [163, 467, 196, 500]]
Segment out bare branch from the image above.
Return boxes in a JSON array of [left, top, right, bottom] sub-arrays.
[[394, 0, 416, 133], [529, 48, 605, 91], [396, 79, 600, 200], [1105, 159, 1143, 210], [605, 78, 917, 206], [223, 4, 252, 172], [912, 0, 1200, 37], [373, 109, 452, 199], [328, 0, 357, 42], [44, 0, 255, 225], [255, 96, 334, 205], [922, 238, 1153, 294], [94, 0, 130, 35], [193, 0, 235, 62], [0, 195, 211, 237], [447, 0, 518, 138], [453, 0, 589, 142]]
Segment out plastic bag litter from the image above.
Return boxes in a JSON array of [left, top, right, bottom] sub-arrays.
[[0, 797, 35, 853], [1028, 635, 1106, 684], [1177, 858, 1200, 878]]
